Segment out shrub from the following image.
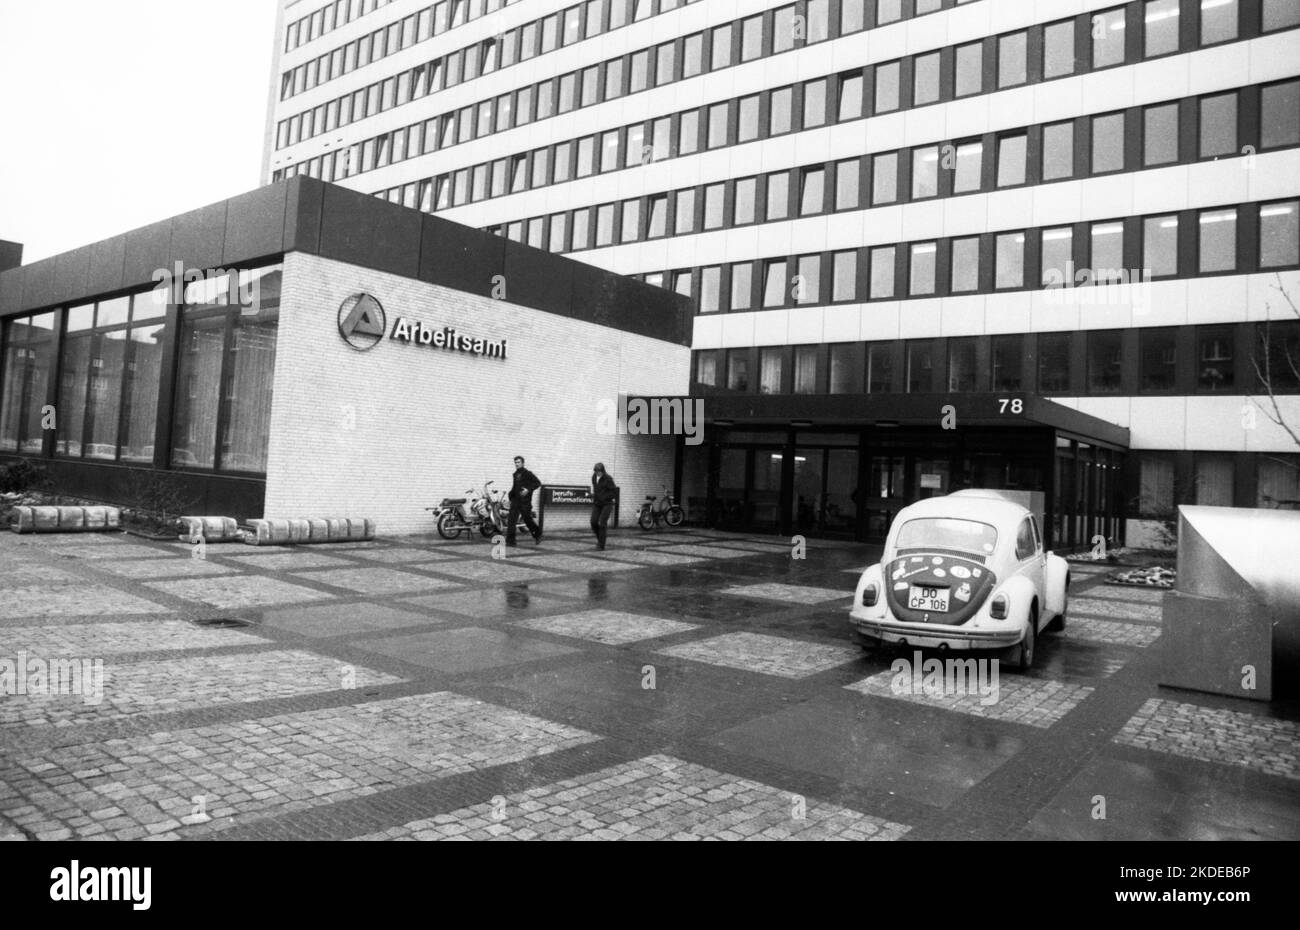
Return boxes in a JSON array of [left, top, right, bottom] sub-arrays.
[[0, 459, 51, 494]]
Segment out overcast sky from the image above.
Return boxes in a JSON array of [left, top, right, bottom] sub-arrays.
[[0, 0, 279, 263]]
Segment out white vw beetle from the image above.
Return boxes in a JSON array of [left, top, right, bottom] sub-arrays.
[[848, 490, 1069, 671]]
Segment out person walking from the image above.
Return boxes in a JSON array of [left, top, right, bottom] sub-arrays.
[[590, 462, 617, 550], [506, 455, 542, 547]]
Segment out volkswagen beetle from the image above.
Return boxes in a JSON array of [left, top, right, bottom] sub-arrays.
[[848, 490, 1069, 671]]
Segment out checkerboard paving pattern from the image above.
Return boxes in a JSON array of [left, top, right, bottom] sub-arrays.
[[38, 544, 179, 560], [421, 559, 556, 583], [1064, 618, 1162, 647], [591, 548, 705, 565], [2, 585, 171, 619], [342, 547, 462, 563], [349, 755, 911, 841], [87, 557, 241, 579], [721, 583, 854, 605], [657, 632, 862, 679], [288, 567, 462, 595], [0, 620, 267, 658], [514, 610, 699, 645], [220, 552, 356, 570], [144, 576, 334, 610], [0, 650, 402, 728], [0, 692, 600, 840], [1079, 586, 1167, 604], [845, 671, 1095, 729], [522, 554, 647, 574], [657, 545, 754, 559], [1071, 598, 1162, 623], [1114, 699, 1300, 781]]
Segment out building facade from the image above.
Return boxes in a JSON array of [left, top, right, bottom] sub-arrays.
[[273, 1, 1300, 543], [0, 178, 692, 533]]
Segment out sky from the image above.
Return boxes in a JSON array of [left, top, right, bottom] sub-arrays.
[[0, 0, 279, 263]]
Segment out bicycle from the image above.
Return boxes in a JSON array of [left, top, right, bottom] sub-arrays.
[[636, 486, 685, 530]]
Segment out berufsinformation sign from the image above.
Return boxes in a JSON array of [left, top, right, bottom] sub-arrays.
[[338, 292, 507, 359]]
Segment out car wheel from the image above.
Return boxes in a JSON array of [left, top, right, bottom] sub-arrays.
[[1014, 609, 1036, 671]]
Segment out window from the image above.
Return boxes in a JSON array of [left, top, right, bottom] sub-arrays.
[[912, 146, 939, 199], [1038, 333, 1071, 392], [1144, 103, 1180, 166], [996, 232, 1025, 288], [795, 255, 821, 304], [1014, 519, 1037, 561], [741, 15, 763, 61], [656, 41, 676, 86], [679, 111, 699, 155], [865, 344, 891, 393], [711, 24, 732, 70], [571, 208, 590, 249], [951, 237, 980, 293], [909, 242, 937, 296], [595, 203, 615, 246], [835, 159, 859, 210], [1195, 454, 1235, 506], [708, 102, 728, 148], [1263, 0, 1300, 31], [696, 352, 718, 387], [647, 195, 667, 238], [955, 42, 983, 98], [738, 95, 760, 142], [1200, 92, 1238, 158], [1140, 328, 1178, 390], [774, 5, 797, 53], [731, 263, 753, 310], [734, 177, 757, 224], [1043, 19, 1076, 79], [1257, 320, 1300, 390], [1144, 0, 1180, 57], [948, 338, 977, 391], [1138, 454, 1176, 516], [807, 0, 829, 42], [1199, 208, 1237, 272], [832, 344, 865, 394], [842, 0, 865, 34], [1144, 215, 1180, 277], [1042, 121, 1074, 180], [673, 270, 693, 299], [675, 189, 696, 233], [766, 172, 789, 221], [913, 52, 940, 105], [997, 133, 1027, 187], [953, 141, 983, 194], [1087, 331, 1124, 393], [683, 33, 703, 77], [1201, 0, 1238, 43], [991, 335, 1023, 391], [630, 50, 649, 92], [870, 246, 896, 298], [700, 266, 722, 313], [838, 73, 863, 121], [799, 167, 824, 215], [1092, 7, 1127, 69], [872, 152, 898, 204], [626, 125, 645, 166], [906, 342, 934, 392], [1257, 455, 1300, 509], [1091, 222, 1125, 282], [999, 32, 1027, 88], [832, 251, 857, 301], [803, 79, 827, 128], [875, 61, 901, 113], [1093, 112, 1126, 173], [621, 199, 640, 243], [605, 59, 624, 98], [727, 350, 750, 391], [1041, 227, 1074, 286], [877, 0, 901, 25], [703, 183, 725, 229], [794, 346, 817, 394], [549, 213, 567, 252], [1197, 327, 1235, 391], [1260, 80, 1300, 150], [1261, 201, 1300, 268], [763, 260, 788, 307], [770, 86, 793, 135]]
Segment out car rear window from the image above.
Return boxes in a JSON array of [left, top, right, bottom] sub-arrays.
[[895, 518, 998, 556]]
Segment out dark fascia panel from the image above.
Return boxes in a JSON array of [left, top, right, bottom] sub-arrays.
[[86, 236, 127, 297], [0, 240, 21, 273], [168, 200, 229, 273], [283, 175, 323, 256], [315, 181, 421, 278], [223, 183, 289, 267], [0, 266, 23, 316], [51, 246, 92, 307], [418, 210, 505, 298], [21, 255, 60, 311], [501, 238, 574, 319], [121, 218, 175, 291]]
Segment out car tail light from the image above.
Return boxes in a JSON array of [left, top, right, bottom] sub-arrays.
[[862, 583, 878, 607], [989, 593, 1009, 620]]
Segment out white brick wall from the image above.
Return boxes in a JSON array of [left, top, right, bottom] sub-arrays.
[[265, 252, 689, 535]]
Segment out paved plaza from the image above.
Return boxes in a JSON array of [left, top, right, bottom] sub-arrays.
[[1, 527, 1297, 842]]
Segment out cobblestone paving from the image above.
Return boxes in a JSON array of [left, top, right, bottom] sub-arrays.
[[1064, 617, 1162, 647], [220, 551, 357, 570], [657, 544, 754, 559], [589, 548, 705, 565], [1114, 699, 1300, 781], [351, 755, 911, 841], [0, 693, 598, 840], [422, 560, 556, 583], [2, 585, 172, 618], [514, 609, 698, 645], [87, 557, 241, 579], [288, 566, 465, 595], [1070, 597, 1162, 623], [0, 620, 267, 656], [0, 650, 401, 728], [143, 575, 334, 609], [658, 632, 861, 679], [1079, 586, 1167, 603], [845, 671, 1096, 729], [521, 553, 647, 574], [721, 583, 854, 605]]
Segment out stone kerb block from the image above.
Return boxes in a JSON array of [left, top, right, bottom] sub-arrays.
[[242, 517, 376, 545], [177, 516, 242, 542], [10, 505, 122, 534]]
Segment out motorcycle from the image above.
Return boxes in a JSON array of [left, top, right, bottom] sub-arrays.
[[429, 481, 533, 540], [637, 486, 685, 530]]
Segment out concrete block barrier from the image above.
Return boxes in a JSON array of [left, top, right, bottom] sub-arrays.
[[177, 516, 242, 543], [10, 505, 121, 534], [242, 517, 376, 545]]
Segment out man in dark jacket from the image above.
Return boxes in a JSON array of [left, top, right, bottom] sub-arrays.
[[506, 455, 542, 546], [590, 463, 617, 550]]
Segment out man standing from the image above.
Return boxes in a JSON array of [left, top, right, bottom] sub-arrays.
[[590, 462, 617, 550], [506, 455, 542, 547]]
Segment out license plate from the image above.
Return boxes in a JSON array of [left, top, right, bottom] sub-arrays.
[[908, 585, 949, 612]]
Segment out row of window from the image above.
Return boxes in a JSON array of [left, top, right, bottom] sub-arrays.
[[692, 322, 1300, 397], [339, 76, 1298, 228], [0, 269, 282, 475], [1137, 451, 1300, 514], [273, 0, 1299, 170], [285, 0, 427, 54]]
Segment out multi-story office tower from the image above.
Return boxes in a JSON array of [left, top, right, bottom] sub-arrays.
[[263, 0, 1300, 546]]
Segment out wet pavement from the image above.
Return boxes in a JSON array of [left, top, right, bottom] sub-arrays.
[[0, 527, 1297, 842]]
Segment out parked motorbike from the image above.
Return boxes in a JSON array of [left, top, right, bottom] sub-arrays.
[[429, 481, 533, 540], [637, 486, 685, 530]]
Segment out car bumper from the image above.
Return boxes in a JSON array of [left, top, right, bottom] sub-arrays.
[[849, 611, 1023, 649]]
